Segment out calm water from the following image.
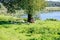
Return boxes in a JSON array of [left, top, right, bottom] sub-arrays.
[[40, 11, 60, 20], [21, 11, 60, 20]]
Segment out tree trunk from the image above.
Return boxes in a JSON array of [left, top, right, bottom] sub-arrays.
[[28, 13, 34, 23]]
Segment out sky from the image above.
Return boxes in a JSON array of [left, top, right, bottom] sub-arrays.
[[46, 0, 60, 2]]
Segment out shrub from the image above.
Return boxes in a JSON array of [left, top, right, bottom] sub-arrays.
[[45, 18, 58, 21]]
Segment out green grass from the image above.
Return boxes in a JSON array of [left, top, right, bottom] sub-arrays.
[[0, 20, 60, 40], [0, 15, 22, 22]]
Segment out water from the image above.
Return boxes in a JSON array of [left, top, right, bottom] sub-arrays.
[[21, 11, 60, 20], [40, 11, 60, 20]]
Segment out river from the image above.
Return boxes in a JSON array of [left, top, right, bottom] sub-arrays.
[[21, 11, 60, 20], [40, 11, 60, 20]]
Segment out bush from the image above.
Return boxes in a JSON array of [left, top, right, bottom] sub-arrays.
[[45, 18, 58, 21]]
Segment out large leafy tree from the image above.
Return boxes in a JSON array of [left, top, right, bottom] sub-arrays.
[[1, 0, 46, 23]]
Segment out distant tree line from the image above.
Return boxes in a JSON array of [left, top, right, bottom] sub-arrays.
[[47, 1, 60, 7]]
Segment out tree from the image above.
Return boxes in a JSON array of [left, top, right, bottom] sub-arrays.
[[1, 0, 46, 23]]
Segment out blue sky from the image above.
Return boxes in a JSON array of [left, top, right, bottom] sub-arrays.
[[46, 0, 60, 2]]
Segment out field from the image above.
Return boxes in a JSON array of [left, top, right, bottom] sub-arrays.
[[0, 20, 60, 40]]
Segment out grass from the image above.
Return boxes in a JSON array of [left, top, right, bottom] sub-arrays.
[[0, 20, 60, 40]]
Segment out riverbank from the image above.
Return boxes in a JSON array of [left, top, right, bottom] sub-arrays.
[[44, 7, 60, 12]]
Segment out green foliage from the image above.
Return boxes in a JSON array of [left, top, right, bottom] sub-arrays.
[[1, 0, 46, 23], [46, 18, 58, 21], [23, 18, 27, 21], [0, 20, 60, 40], [2, 0, 46, 13], [20, 0, 46, 11], [0, 15, 21, 24]]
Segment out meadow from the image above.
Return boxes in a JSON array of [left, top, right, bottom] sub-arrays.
[[0, 15, 60, 40]]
